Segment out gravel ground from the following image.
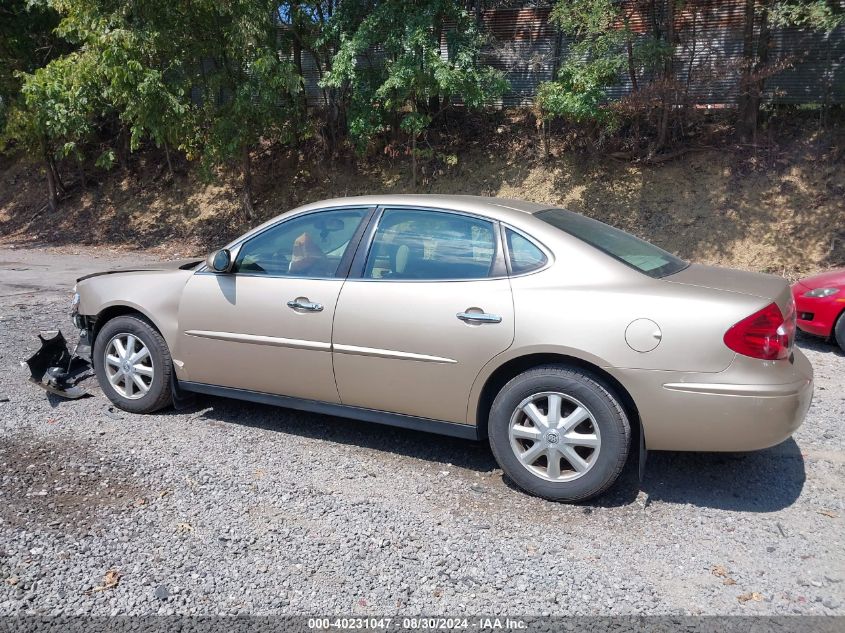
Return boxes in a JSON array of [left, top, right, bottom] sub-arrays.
[[0, 246, 843, 617]]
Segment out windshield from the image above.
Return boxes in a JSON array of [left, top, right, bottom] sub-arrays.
[[535, 209, 688, 279]]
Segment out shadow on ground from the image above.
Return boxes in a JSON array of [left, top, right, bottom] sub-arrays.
[[796, 331, 843, 357], [195, 395, 805, 513]]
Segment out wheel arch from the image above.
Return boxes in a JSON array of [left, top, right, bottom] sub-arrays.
[[91, 303, 166, 349], [472, 352, 641, 445]]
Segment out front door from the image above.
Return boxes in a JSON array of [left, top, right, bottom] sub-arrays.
[[332, 207, 515, 424], [175, 207, 369, 402]]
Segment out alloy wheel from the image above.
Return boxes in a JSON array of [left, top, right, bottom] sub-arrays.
[[508, 391, 601, 482], [104, 333, 154, 400]]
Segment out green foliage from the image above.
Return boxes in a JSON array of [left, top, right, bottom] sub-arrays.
[[181, 1, 301, 170], [52, 0, 189, 154], [0, 0, 66, 134], [771, 0, 845, 32], [4, 49, 102, 161], [323, 0, 507, 151], [537, 0, 670, 126], [537, 0, 627, 124], [535, 68, 611, 125]]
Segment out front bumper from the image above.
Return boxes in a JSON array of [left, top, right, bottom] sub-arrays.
[[791, 281, 843, 338], [23, 329, 93, 398], [611, 349, 813, 452]]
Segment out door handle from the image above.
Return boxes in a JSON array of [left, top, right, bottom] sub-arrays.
[[287, 298, 324, 312], [457, 311, 502, 324]]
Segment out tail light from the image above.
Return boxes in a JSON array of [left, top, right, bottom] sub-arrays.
[[724, 301, 795, 361]]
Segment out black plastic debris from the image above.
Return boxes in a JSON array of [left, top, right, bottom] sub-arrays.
[[23, 330, 93, 399]]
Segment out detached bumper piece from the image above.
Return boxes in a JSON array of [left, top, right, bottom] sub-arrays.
[[23, 330, 93, 399]]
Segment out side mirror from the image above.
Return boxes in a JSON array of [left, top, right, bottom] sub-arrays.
[[207, 248, 232, 273]]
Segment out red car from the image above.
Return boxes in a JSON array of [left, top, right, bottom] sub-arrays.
[[791, 267, 845, 351]]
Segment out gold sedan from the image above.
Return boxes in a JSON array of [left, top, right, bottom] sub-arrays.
[[72, 195, 813, 501]]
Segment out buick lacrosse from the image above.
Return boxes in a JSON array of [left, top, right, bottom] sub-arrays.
[[60, 195, 813, 501]]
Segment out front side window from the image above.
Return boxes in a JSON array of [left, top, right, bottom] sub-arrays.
[[233, 208, 367, 277], [506, 229, 547, 274], [365, 209, 496, 280], [535, 208, 688, 279]]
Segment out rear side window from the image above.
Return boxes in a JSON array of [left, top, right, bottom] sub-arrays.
[[365, 209, 496, 280], [506, 229, 547, 274], [535, 208, 688, 279]]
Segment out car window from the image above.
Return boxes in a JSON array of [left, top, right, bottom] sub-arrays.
[[364, 209, 496, 280], [535, 208, 688, 279], [233, 208, 368, 277], [506, 229, 547, 274]]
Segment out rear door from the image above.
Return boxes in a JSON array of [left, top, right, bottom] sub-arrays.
[[331, 207, 515, 424], [175, 207, 371, 402]]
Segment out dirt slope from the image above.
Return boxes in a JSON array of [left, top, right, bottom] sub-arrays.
[[1, 115, 843, 277]]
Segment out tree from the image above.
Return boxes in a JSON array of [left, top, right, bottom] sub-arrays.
[[323, 0, 507, 185], [4, 50, 102, 211], [183, 0, 302, 218], [52, 0, 191, 179], [0, 0, 67, 138], [39, 0, 302, 218], [770, 0, 845, 128], [737, 0, 844, 142], [536, 0, 619, 155]]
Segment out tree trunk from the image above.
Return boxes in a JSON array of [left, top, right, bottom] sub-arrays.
[[655, 0, 675, 152], [622, 10, 638, 92], [411, 132, 417, 190], [163, 141, 174, 181], [118, 125, 131, 171], [292, 3, 308, 117], [543, 119, 550, 160], [241, 145, 255, 220], [48, 155, 66, 196], [737, 0, 756, 141], [45, 158, 58, 212], [746, 1, 770, 144], [77, 156, 86, 191], [821, 30, 832, 131]]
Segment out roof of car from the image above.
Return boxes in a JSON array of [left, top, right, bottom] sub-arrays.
[[290, 194, 549, 219], [230, 195, 556, 250]]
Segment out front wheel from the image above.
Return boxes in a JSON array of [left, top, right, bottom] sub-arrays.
[[835, 311, 845, 353], [488, 365, 630, 502], [93, 314, 173, 413]]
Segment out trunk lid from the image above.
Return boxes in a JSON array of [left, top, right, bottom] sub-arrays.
[[665, 264, 792, 311]]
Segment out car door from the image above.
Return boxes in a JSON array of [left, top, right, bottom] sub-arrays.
[[331, 207, 515, 425], [175, 207, 371, 403]]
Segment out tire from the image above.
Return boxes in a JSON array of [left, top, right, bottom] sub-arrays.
[[835, 311, 845, 353], [93, 314, 173, 413], [488, 365, 630, 502]]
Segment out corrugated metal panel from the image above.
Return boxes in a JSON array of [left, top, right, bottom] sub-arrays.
[[473, 7, 557, 106], [766, 26, 845, 104]]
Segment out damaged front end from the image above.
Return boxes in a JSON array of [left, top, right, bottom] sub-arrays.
[[23, 288, 94, 399]]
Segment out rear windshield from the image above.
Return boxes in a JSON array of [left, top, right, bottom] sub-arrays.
[[535, 208, 688, 279]]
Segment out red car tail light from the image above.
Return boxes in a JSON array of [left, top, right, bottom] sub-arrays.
[[724, 301, 795, 361]]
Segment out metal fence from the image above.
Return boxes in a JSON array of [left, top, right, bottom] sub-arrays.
[[301, 2, 844, 109]]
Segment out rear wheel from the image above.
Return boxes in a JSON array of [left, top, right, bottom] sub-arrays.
[[835, 311, 845, 353], [488, 365, 630, 502], [93, 315, 173, 413]]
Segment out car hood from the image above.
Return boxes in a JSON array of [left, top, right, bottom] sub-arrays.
[[796, 268, 845, 290], [664, 263, 788, 300], [76, 258, 203, 282]]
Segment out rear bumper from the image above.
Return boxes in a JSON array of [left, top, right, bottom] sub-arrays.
[[611, 349, 813, 452]]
